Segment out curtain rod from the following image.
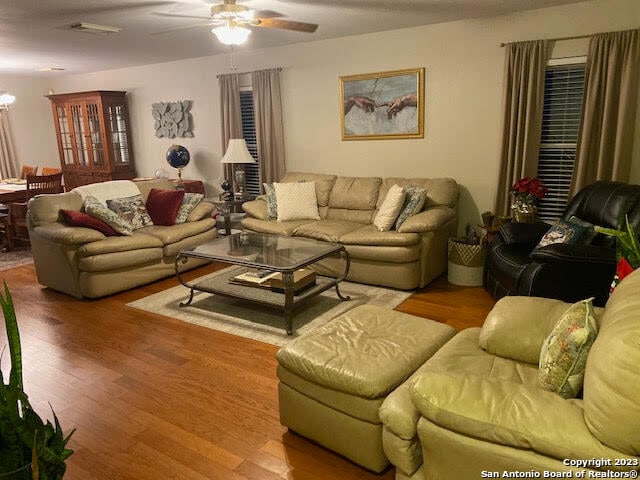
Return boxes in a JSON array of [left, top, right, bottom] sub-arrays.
[[217, 67, 282, 78], [500, 28, 640, 47]]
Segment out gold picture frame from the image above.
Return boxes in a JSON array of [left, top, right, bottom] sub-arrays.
[[339, 67, 424, 141]]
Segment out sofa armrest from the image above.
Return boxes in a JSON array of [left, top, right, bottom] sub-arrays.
[[499, 221, 550, 246], [530, 243, 616, 266], [242, 199, 268, 220], [32, 222, 106, 245], [411, 373, 635, 466], [397, 206, 455, 233], [478, 296, 570, 364], [186, 201, 215, 222]]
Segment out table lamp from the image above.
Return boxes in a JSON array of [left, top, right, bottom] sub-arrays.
[[220, 139, 256, 199]]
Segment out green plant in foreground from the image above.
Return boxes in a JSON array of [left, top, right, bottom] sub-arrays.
[[0, 283, 74, 479], [595, 215, 640, 269]]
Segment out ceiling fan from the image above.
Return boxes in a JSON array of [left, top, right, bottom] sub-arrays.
[[153, 0, 319, 45]]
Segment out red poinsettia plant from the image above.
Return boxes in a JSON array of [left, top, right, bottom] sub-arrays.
[[511, 177, 548, 204]]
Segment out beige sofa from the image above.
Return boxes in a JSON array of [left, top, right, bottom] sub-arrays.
[[27, 178, 216, 299], [241, 172, 458, 290], [380, 268, 640, 480]]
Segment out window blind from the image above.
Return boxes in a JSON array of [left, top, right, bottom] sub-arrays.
[[240, 90, 260, 196], [536, 62, 585, 221]]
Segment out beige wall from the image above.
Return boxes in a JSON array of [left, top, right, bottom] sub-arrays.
[[42, 0, 640, 230], [0, 75, 57, 177]]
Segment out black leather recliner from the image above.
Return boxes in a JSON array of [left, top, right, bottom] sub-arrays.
[[484, 181, 640, 306]]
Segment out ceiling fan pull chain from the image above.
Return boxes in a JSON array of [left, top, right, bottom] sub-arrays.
[[229, 46, 237, 71]]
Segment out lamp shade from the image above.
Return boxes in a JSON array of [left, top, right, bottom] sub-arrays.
[[221, 139, 256, 164], [212, 25, 251, 45]]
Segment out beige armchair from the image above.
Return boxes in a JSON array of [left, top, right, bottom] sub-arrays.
[[381, 268, 640, 479]]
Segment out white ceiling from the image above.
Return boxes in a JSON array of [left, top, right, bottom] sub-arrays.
[[1, 0, 588, 76]]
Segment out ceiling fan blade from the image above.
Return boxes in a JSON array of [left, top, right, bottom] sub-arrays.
[[152, 12, 213, 20], [151, 21, 216, 35], [252, 10, 284, 19], [255, 18, 318, 33]]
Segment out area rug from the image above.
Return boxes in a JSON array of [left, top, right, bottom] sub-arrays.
[[0, 247, 33, 271], [127, 268, 412, 346]]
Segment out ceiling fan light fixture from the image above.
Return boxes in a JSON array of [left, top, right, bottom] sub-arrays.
[[211, 25, 251, 45]]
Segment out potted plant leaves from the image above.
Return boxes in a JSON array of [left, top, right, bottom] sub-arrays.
[[0, 283, 74, 479]]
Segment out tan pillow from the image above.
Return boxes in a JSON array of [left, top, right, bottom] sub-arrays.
[[373, 184, 405, 231], [274, 182, 320, 222]]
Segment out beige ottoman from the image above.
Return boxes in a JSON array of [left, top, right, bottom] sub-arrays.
[[275, 305, 456, 472]]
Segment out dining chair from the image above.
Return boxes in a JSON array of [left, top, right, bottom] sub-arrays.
[[41, 166, 61, 175], [20, 165, 38, 179], [6, 172, 64, 250]]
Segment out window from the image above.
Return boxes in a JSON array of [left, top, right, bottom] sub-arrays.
[[240, 90, 260, 196], [536, 58, 586, 221]]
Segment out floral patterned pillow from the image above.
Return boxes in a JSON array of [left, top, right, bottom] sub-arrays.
[[175, 193, 204, 224], [263, 183, 278, 219], [539, 298, 598, 398], [106, 194, 154, 230], [394, 186, 427, 230], [82, 196, 133, 236]]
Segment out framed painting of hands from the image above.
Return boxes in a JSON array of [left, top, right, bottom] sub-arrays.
[[340, 67, 424, 140]]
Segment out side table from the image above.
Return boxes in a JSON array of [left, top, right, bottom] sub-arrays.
[[170, 179, 205, 194], [210, 199, 247, 235]]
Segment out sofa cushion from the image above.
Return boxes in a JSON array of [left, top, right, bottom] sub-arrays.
[[280, 172, 337, 207], [145, 188, 185, 226], [539, 298, 598, 399], [294, 220, 361, 243], [186, 201, 215, 222], [137, 218, 215, 246], [396, 206, 456, 233], [379, 178, 458, 209], [584, 268, 640, 455], [374, 184, 406, 231], [78, 247, 163, 272], [107, 194, 154, 230], [241, 217, 313, 236], [28, 192, 84, 227], [77, 232, 163, 257], [329, 176, 382, 210], [73, 179, 141, 204], [175, 193, 203, 224], [59, 209, 120, 237], [274, 181, 320, 222], [325, 208, 375, 225], [339, 224, 420, 247], [83, 196, 133, 235], [395, 187, 427, 230], [132, 178, 174, 201]]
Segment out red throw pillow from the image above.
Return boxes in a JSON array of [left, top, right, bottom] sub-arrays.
[[60, 209, 120, 236], [145, 188, 185, 226]]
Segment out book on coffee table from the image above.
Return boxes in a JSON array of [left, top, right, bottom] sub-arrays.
[[229, 268, 316, 294]]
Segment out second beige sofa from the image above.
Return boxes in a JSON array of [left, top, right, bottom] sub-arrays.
[[241, 172, 458, 290]]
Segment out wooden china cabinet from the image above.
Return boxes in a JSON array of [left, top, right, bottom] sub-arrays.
[[47, 91, 136, 189]]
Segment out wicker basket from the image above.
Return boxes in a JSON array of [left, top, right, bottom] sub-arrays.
[[447, 238, 487, 286]]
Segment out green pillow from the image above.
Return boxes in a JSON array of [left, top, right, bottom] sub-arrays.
[[539, 298, 598, 398], [175, 193, 203, 224], [394, 186, 427, 230]]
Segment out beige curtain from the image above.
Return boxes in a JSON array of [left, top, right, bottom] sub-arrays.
[[0, 110, 19, 180], [571, 29, 640, 195], [252, 68, 286, 185], [494, 40, 548, 216], [218, 73, 242, 188]]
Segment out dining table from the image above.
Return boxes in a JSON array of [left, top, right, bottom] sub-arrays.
[[0, 182, 27, 204]]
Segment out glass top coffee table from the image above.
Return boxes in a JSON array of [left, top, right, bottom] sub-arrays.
[[175, 232, 351, 335]]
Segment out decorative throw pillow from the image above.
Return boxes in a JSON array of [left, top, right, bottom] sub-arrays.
[[373, 184, 406, 231], [395, 186, 427, 230], [175, 193, 204, 224], [535, 219, 592, 249], [59, 209, 120, 237], [567, 215, 598, 244], [273, 181, 320, 222], [145, 188, 185, 226], [539, 298, 599, 398], [263, 183, 278, 219], [83, 196, 133, 235], [107, 194, 154, 230]]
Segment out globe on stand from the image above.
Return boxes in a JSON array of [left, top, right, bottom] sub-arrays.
[[166, 145, 190, 180]]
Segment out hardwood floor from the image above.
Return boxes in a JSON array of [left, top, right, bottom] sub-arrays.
[[0, 263, 495, 480]]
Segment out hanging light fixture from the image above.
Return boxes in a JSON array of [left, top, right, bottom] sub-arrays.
[[0, 91, 16, 110], [211, 21, 251, 46]]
